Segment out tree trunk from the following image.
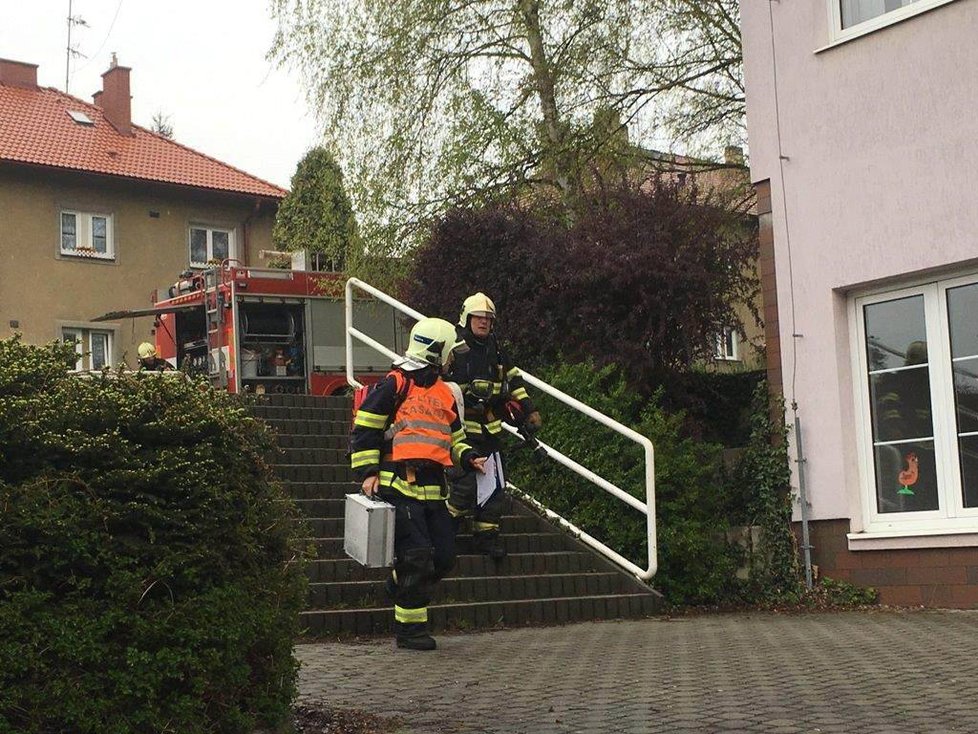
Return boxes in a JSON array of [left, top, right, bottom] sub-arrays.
[[518, 0, 581, 212]]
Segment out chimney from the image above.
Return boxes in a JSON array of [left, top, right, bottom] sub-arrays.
[[97, 54, 133, 135], [0, 58, 38, 88]]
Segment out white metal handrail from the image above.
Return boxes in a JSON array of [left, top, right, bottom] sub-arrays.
[[344, 277, 657, 582]]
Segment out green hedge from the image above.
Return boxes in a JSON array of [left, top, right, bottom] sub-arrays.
[[0, 337, 308, 734], [507, 361, 740, 605]]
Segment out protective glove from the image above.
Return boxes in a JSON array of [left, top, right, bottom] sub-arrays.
[[466, 379, 495, 402], [525, 411, 542, 432]]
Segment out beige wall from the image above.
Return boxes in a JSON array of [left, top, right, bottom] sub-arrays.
[[0, 165, 279, 367]]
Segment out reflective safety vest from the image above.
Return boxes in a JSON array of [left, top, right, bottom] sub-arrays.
[[390, 378, 457, 467]]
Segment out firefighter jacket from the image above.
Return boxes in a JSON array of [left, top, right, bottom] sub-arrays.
[[446, 327, 536, 452], [350, 367, 477, 501]]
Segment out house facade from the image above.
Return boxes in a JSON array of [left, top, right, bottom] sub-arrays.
[[741, 0, 978, 605], [0, 58, 285, 369]]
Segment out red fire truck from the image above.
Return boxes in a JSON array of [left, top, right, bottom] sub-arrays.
[[95, 260, 406, 395]]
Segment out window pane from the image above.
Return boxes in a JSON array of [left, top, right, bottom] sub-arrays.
[[92, 216, 108, 253], [873, 440, 939, 513], [864, 295, 927, 371], [952, 357, 978, 434], [61, 329, 82, 369], [868, 366, 934, 442], [840, 0, 920, 28], [212, 230, 229, 261], [947, 283, 978, 359], [61, 213, 76, 250], [90, 332, 109, 370], [190, 228, 207, 264], [958, 436, 978, 508]]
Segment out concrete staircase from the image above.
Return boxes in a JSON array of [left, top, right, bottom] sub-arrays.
[[251, 393, 663, 637]]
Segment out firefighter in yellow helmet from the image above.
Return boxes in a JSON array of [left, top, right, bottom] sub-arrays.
[[445, 293, 541, 560], [349, 317, 486, 650], [137, 342, 173, 372]]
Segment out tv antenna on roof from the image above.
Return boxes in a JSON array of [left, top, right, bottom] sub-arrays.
[[65, 0, 89, 93]]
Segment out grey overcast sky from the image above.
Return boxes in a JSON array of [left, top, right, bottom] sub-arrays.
[[0, 0, 318, 189]]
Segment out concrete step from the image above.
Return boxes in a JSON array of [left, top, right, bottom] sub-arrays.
[[292, 497, 538, 519], [276, 434, 348, 450], [306, 551, 608, 583], [252, 404, 351, 422], [277, 447, 349, 465], [260, 418, 350, 436], [252, 394, 352, 409], [284, 481, 359, 500], [300, 593, 662, 636], [307, 571, 633, 608], [275, 464, 355, 483], [312, 531, 575, 557], [303, 513, 542, 537]]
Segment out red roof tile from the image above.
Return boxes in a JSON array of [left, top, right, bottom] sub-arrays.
[[0, 82, 287, 199]]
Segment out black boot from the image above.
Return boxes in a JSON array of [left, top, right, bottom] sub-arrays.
[[473, 530, 506, 560], [395, 622, 436, 651]]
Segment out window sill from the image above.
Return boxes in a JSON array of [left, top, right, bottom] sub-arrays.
[[848, 527, 978, 551], [61, 250, 115, 262], [816, 0, 958, 54]]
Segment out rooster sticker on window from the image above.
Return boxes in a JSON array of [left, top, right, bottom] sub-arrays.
[[898, 452, 919, 495]]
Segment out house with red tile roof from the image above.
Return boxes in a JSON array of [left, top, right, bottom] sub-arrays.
[[0, 57, 287, 369]]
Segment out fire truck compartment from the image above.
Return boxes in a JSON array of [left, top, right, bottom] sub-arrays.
[[237, 301, 306, 389]]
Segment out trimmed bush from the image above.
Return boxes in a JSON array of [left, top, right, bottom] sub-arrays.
[[0, 337, 307, 734], [507, 361, 740, 605]]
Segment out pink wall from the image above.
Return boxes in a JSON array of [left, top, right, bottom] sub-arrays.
[[741, 0, 978, 523]]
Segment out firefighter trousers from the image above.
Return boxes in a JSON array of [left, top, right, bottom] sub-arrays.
[[382, 490, 456, 629], [447, 458, 505, 535]]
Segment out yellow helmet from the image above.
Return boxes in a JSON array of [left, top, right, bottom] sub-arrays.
[[405, 317, 462, 367], [138, 342, 157, 359], [458, 292, 496, 327]]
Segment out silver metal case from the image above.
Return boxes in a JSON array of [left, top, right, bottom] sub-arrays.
[[343, 493, 395, 567]]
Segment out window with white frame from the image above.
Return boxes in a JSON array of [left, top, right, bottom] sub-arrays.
[[62, 327, 113, 371], [61, 210, 114, 259], [715, 328, 740, 361], [832, 0, 956, 40], [189, 225, 234, 267], [853, 274, 978, 531]]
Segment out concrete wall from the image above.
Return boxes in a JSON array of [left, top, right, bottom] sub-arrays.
[[0, 165, 278, 367], [741, 0, 978, 522]]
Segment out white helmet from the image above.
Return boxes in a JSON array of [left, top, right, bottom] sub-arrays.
[[138, 342, 157, 359], [458, 292, 496, 327], [405, 317, 463, 368]]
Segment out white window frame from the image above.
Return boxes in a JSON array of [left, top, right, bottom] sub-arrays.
[[715, 328, 740, 362], [851, 273, 978, 536], [825, 0, 958, 47], [62, 327, 114, 371], [189, 225, 236, 268], [60, 210, 115, 260]]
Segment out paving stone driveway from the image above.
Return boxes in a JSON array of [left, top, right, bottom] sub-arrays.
[[297, 610, 978, 733]]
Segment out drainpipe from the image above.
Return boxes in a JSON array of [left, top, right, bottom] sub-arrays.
[[242, 198, 262, 266], [792, 403, 813, 589]]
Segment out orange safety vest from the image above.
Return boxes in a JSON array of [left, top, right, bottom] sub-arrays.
[[390, 376, 456, 467]]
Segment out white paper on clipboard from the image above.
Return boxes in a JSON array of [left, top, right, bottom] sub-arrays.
[[476, 450, 505, 506]]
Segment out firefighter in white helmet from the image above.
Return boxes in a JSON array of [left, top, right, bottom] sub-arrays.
[[137, 342, 173, 372], [445, 293, 541, 560], [349, 317, 486, 650]]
